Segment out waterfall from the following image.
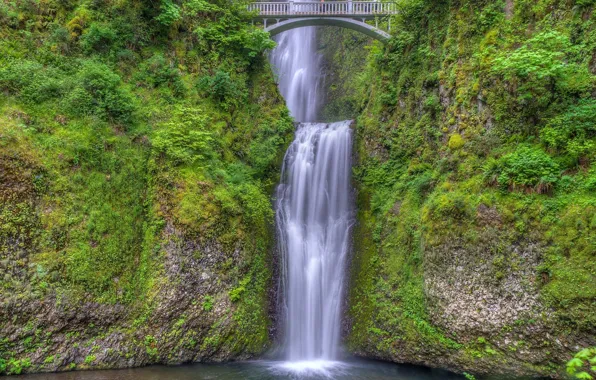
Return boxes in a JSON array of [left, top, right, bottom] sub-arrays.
[[276, 121, 354, 363], [271, 7, 355, 366], [269, 5, 321, 122]]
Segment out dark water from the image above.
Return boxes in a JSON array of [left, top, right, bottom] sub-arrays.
[[17, 358, 465, 380]]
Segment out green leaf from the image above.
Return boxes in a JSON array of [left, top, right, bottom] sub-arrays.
[[575, 372, 593, 380]]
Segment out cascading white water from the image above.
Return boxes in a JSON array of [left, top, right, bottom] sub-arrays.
[[276, 121, 354, 364], [270, 0, 354, 368], [269, 5, 321, 122]]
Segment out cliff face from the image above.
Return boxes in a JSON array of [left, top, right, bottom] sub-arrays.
[[317, 0, 596, 378], [0, 0, 293, 375]]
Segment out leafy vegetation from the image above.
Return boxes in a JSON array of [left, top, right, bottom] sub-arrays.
[[332, 0, 596, 377], [0, 0, 291, 373], [567, 347, 596, 380]]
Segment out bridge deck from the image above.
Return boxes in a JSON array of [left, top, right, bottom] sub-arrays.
[[249, 1, 398, 19]]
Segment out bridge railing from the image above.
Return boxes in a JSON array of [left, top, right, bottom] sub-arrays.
[[248, 1, 398, 16]]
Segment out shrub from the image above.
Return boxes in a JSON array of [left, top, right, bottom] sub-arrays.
[[0, 2, 19, 28], [492, 31, 592, 95], [144, 336, 158, 357], [80, 23, 117, 54], [202, 295, 214, 311], [490, 30, 593, 124], [233, 182, 273, 225], [229, 276, 251, 303], [541, 100, 596, 161], [84, 355, 96, 365], [585, 170, 596, 193], [567, 347, 596, 380], [156, 0, 181, 26], [152, 106, 215, 165], [0, 59, 66, 104], [135, 53, 185, 97], [6, 358, 31, 375], [197, 70, 246, 109], [484, 146, 559, 193], [65, 62, 136, 124], [425, 193, 471, 221]]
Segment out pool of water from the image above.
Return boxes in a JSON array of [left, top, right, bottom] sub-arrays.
[[17, 358, 465, 380]]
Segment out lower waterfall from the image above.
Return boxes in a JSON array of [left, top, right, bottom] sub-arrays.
[[275, 120, 355, 366]]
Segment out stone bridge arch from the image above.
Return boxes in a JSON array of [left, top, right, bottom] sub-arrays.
[[265, 17, 391, 42]]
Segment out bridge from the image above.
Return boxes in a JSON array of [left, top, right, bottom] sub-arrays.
[[248, 1, 398, 42]]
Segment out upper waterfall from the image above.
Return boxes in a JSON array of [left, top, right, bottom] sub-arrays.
[[269, 3, 322, 122]]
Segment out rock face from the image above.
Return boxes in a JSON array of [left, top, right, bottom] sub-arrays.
[[0, 56, 292, 375], [333, 0, 596, 378], [347, 187, 595, 378], [0, 217, 274, 374]]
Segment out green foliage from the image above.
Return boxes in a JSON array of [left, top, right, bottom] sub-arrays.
[[80, 23, 118, 54], [5, 358, 31, 375], [83, 355, 96, 365], [567, 347, 596, 380], [0, 59, 135, 125], [202, 295, 214, 311], [160, 0, 275, 67], [488, 30, 594, 130], [336, 0, 596, 375], [483, 146, 559, 193], [68, 61, 136, 124], [197, 71, 247, 109], [0, 0, 290, 370], [152, 106, 214, 165], [424, 192, 471, 221], [229, 275, 251, 303], [491, 31, 590, 93], [0, 60, 65, 104], [156, 0, 181, 26], [135, 53, 186, 97], [232, 183, 273, 226], [144, 336, 158, 357], [541, 100, 596, 161]]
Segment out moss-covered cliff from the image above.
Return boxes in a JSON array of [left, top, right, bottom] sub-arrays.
[[0, 0, 293, 375], [318, 0, 596, 378]]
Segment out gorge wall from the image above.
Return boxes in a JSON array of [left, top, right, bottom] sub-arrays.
[[316, 0, 596, 378], [0, 0, 293, 375], [1, 0, 595, 378]]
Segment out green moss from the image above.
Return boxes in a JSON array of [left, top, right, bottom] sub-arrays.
[[83, 355, 95, 365], [331, 0, 596, 376], [202, 296, 214, 312], [0, 0, 293, 369], [448, 134, 465, 150]]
